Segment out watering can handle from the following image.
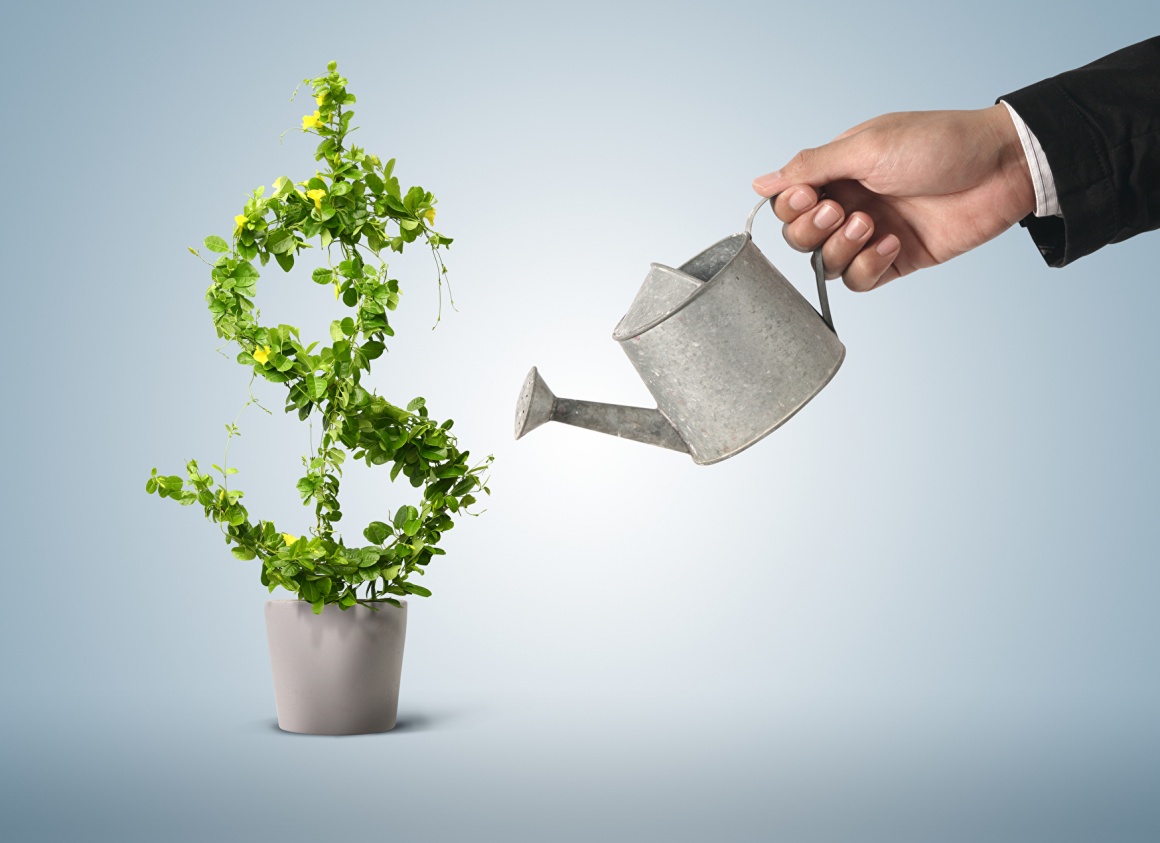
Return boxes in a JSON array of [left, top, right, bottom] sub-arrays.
[[745, 196, 834, 334]]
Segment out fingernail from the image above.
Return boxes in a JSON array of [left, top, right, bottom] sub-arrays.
[[813, 204, 839, 229], [789, 190, 813, 211], [876, 235, 900, 255], [844, 217, 869, 240], [752, 170, 782, 193]]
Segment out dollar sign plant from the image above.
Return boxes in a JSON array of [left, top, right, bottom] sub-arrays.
[[147, 62, 492, 613]]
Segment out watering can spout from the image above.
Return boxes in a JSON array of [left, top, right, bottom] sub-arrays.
[[514, 367, 689, 454]]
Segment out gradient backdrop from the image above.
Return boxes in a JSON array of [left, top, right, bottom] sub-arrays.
[[2, 1, 1158, 841]]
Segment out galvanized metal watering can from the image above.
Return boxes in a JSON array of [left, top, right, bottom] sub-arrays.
[[514, 197, 845, 465]]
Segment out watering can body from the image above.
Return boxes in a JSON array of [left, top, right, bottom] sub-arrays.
[[515, 198, 845, 465]]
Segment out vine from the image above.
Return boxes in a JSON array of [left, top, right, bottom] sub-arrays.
[[147, 62, 492, 613]]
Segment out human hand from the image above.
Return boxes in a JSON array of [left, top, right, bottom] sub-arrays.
[[752, 105, 1035, 291]]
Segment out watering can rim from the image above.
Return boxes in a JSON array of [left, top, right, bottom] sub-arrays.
[[611, 230, 752, 342]]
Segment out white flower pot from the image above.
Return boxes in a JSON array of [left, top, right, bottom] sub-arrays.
[[265, 599, 408, 735]]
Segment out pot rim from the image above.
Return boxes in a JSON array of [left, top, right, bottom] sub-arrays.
[[264, 598, 409, 608]]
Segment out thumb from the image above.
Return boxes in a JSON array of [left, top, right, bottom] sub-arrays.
[[752, 134, 870, 197]]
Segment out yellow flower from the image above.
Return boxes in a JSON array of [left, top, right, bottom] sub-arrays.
[[315, 93, 326, 106], [234, 214, 247, 232], [306, 188, 326, 211], [302, 111, 323, 131], [424, 207, 436, 225], [253, 345, 271, 365], [282, 533, 297, 546]]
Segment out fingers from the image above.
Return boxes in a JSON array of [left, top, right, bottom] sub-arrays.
[[774, 189, 846, 254], [842, 234, 901, 291], [771, 185, 818, 223], [820, 212, 874, 280], [769, 183, 902, 291]]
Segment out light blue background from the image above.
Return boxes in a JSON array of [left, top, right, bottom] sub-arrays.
[[2, 1, 1158, 840]]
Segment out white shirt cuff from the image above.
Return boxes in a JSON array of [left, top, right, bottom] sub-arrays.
[[1000, 100, 1061, 218]]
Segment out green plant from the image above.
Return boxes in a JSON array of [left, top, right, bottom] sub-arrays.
[[147, 62, 491, 613]]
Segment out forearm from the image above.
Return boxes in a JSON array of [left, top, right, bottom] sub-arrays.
[[1000, 37, 1160, 267]]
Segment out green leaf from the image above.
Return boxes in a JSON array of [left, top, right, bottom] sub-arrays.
[[204, 235, 229, 253], [406, 397, 426, 412], [304, 374, 328, 400], [231, 546, 257, 561], [274, 252, 294, 272], [364, 521, 390, 544], [270, 352, 294, 372], [234, 261, 258, 277], [312, 268, 334, 285], [266, 229, 296, 254], [401, 582, 431, 597]]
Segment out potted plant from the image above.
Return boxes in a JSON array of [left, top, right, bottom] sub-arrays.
[[147, 62, 491, 735]]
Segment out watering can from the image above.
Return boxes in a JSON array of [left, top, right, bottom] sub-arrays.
[[514, 196, 845, 465]]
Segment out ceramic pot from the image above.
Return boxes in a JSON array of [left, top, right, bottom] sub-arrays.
[[265, 599, 407, 735]]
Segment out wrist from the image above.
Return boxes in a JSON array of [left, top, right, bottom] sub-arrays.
[[985, 103, 1036, 219]]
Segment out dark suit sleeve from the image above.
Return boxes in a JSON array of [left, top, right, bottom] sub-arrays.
[[1000, 37, 1160, 267]]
